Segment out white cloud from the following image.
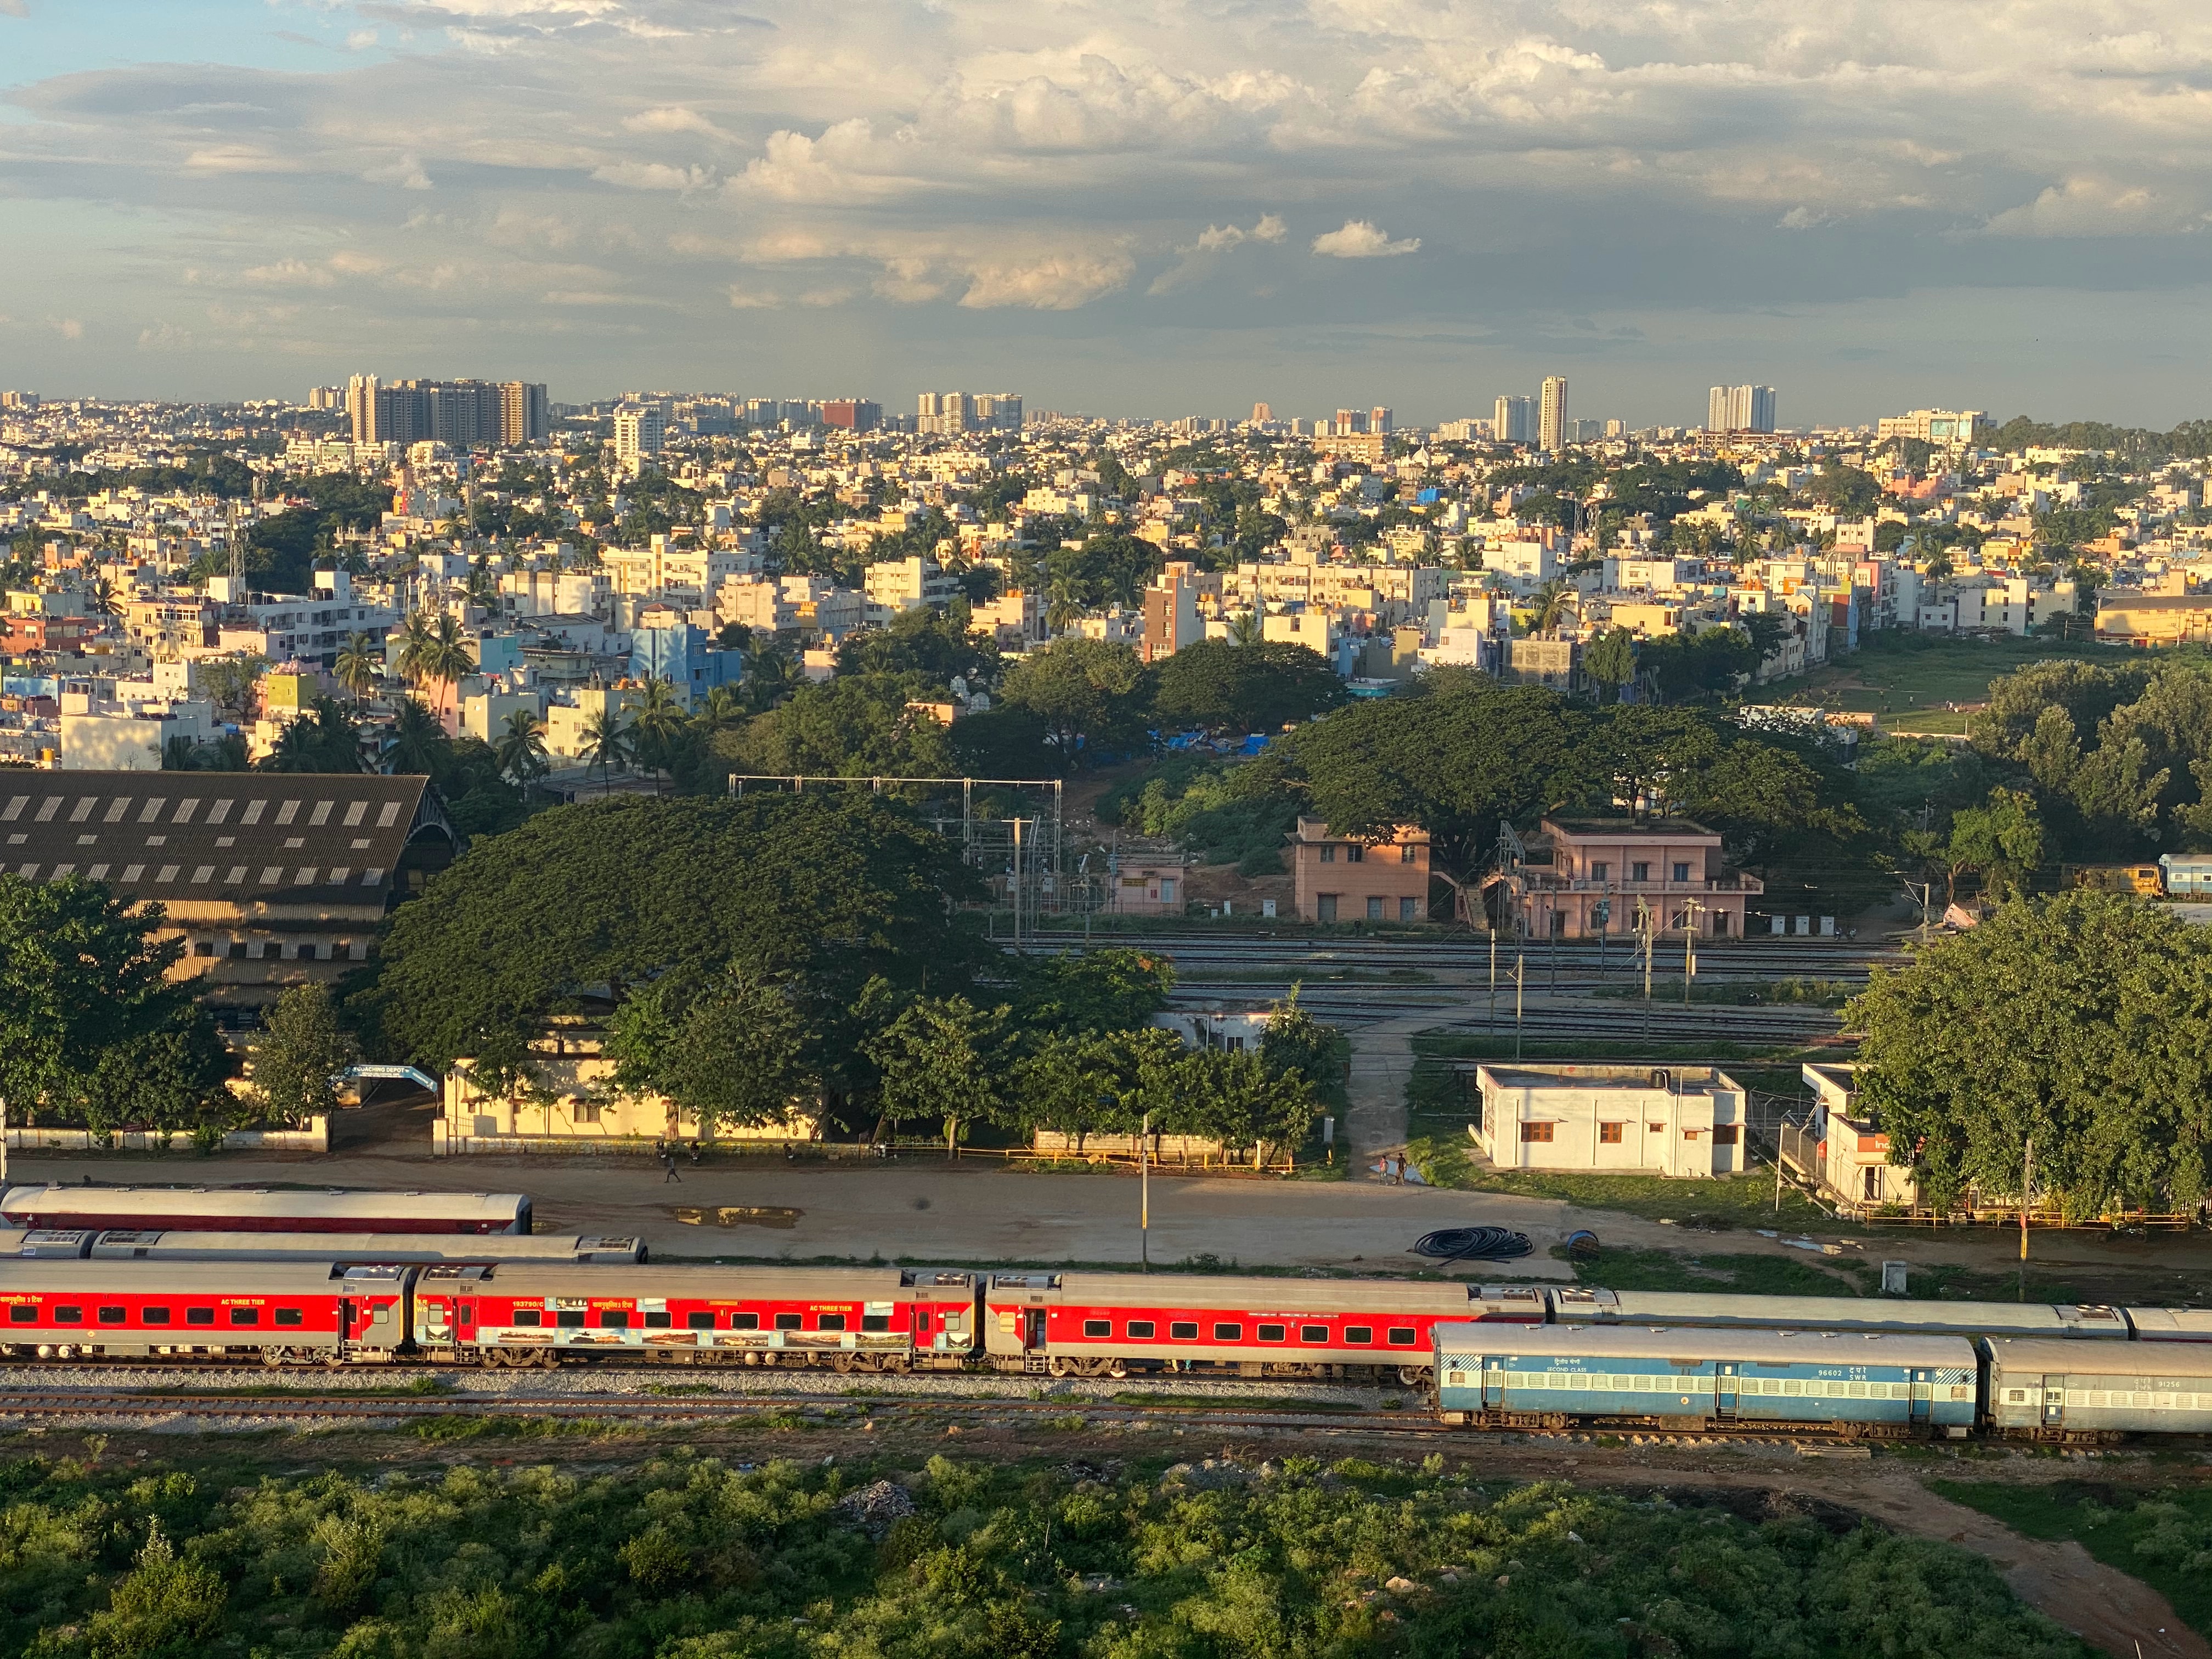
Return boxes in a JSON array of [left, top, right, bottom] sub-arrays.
[[1984, 176, 2209, 238], [592, 160, 718, 191], [957, 250, 1132, 309], [1310, 219, 1420, 258], [1777, 206, 1830, 231], [47, 316, 82, 340], [726, 284, 782, 308]]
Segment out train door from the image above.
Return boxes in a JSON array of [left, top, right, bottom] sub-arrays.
[[339, 1299, 357, 1353], [1484, 1362, 1504, 1410], [2043, 1380, 2066, 1429], [1024, 1310, 1046, 1353], [1909, 1369, 1930, 1426], [456, 1298, 477, 1347], [1714, 1364, 1738, 1420]]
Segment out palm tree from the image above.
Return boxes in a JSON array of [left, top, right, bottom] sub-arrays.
[[333, 631, 383, 704], [386, 696, 448, 777], [697, 684, 744, 730], [493, 708, 548, 783], [89, 578, 121, 619], [1045, 578, 1083, 636], [628, 678, 686, 793], [743, 645, 794, 714], [1531, 578, 1573, 635], [1226, 609, 1263, 647], [396, 610, 472, 694], [580, 707, 631, 789], [393, 610, 437, 687]]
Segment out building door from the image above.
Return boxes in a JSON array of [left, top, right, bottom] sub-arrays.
[[1861, 1166, 1882, 1202]]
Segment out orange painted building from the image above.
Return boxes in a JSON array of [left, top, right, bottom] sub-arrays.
[[1291, 817, 1430, 923]]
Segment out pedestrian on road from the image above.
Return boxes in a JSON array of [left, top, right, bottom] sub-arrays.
[[662, 1147, 680, 1183]]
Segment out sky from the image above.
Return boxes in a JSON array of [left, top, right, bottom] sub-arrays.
[[1, 0, 2209, 427]]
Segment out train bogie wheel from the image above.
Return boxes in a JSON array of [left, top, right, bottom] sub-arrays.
[[1048, 1357, 1075, 1379], [1108, 1360, 1128, 1380], [1397, 1366, 1430, 1388], [830, 1352, 857, 1374], [261, 1347, 290, 1369]]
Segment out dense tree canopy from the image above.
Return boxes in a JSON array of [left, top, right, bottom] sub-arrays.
[[366, 794, 986, 1091], [0, 1449, 2088, 1659], [1849, 893, 2212, 1216], [1151, 640, 1347, 735], [0, 876, 235, 1133], [998, 639, 1148, 767]]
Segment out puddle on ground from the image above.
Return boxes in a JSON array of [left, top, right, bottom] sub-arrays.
[[670, 1205, 803, 1229]]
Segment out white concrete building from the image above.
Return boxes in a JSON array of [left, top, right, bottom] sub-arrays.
[[1471, 1063, 1746, 1178]]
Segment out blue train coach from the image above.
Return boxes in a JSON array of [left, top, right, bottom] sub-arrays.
[[1433, 1323, 1979, 1435]]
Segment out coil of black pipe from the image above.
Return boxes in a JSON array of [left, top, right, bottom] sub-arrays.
[[1409, 1225, 1532, 1263]]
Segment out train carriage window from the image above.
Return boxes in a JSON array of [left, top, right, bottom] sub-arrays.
[[143, 1308, 170, 1325], [187, 1308, 214, 1326], [53, 1307, 81, 1324], [686, 1312, 716, 1330], [600, 1312, 631, 1330], [557, 1311, 586, 1329], [512, 1310, 543, 1327], [1127, 1321, 1156, 1339], [775, 1313, 802, 1331], [1169, 1322, 1198, 1340], [275, 1309, 303, 1327], [1300, 1324, 1330, 1343], [817, 1314, 847, 1332], [731, 1313, 761, 1331], [97, 1306, 126, 1324], [1343, 1327, 1373, 1345], [1083, 1319, 1112, 1338], [1213, 1322, 1243, 1342], [1257, 1324, 1286, 1342], [861, 1314, 890, 1333], [644, 1311, 672, 1329], [1387, 1327, 1418, 1346], [229, 1308, 259, 1326], [7, 1307, 33, 1324]]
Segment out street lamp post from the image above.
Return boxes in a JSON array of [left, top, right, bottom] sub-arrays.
[[1140, 1109, 1151, 1272]]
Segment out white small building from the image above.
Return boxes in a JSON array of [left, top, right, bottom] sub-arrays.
[[1791, 1063, 1918, 1210], [1470, 1063, 1746, 1178]]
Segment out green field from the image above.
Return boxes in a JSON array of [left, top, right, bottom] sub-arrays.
[[1932, 1480, 2212, 1640], [1769, 632, 2134, 730]]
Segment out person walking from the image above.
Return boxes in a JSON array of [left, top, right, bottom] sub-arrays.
[[662, 1144, 680, 1183]]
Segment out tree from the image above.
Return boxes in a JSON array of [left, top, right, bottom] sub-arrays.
[[1848, 892, 2212, 1216], [493, 708, 548, 783], [1005, 949, 1176, 1036], [1151, 640, 1346, 736], [0, 876, 232, 1132], [249, 984, 357, 1126], [720, 674, 955, 779], [606, 972, 812, 1132], [385, 697, 450, 777], [836, 607, 995, 683], [1946, 787, 2045, 901], [1258, 987, 1339, 1091], [260, 698, 364, 774], [997, 638, 1147, 766], [196, 654, 267, 723], [1010, 1032, 1131, 1147], [396, 609, 472, 695], [864, 995, 1007, 1152], [1583, 627, 1637, 703], [368, 794, 985, 1094], [580, 706, 633, 785], [332, 630, 383, 704], [627, 678, 687, 791]]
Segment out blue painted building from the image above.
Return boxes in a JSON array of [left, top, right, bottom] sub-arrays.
[[628, 623, 742, 706]]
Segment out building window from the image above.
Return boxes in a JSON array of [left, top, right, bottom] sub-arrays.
[[1320, 844, 1336, 863], [572, 1102, 601, 1125], [1631, 861, 1650, 882], [1713, 1124, 1740, 1145], [1400, 897, 1419, 921], [1648, 1122, 1665, 1133], [1345, 844, 1364, 864], [1400, 844, 1417, 864], [1366, 897, 1384, 920], [1520, 1121, 1555, 1143], [1598, 1122, 1624, 1144], [1317, 895, 1338, 922], [1159, 879, 1176, 902], [1673, 862, 1691, 883]]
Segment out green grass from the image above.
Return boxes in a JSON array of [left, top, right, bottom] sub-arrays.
[[1400, 1138, 1831, 1227], [1768, 631, 2131, 724], [410, 1414, 633, 1441], [1589, 976, 1855, 1009], [1930, 1480, 2212, 1640], [1562, 1244, 1870, 1296]]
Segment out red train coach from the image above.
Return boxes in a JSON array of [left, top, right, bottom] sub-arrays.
[[409, 1263, 980, 1370], [0, 1261, 413, 1364], [0, 1186, 530, 1236], [980, 1273, 1545, 1381]]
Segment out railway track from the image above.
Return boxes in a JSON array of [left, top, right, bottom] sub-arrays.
[[0, 1386, 1926, 1449]]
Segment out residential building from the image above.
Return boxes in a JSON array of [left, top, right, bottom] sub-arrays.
[[1471, 1063, 1747, 1178], [1538, 376, 1568, 452], [1706, 385, 1776, 433], [1875, 408, 1994, 446], [499, 381, 551, 445], [820, 399, 881, 433], [1291, 816, 1430, 923], [613, 405, 665, 470], [1494, 395, 1534, 444], [1496, 815, 1760, 939], [0, 772, 455, 1007], [1141, 562, 1207, 662], [864, 556, 956, 623]]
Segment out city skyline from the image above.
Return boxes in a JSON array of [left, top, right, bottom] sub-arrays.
[[1, 2, 2208, 424]]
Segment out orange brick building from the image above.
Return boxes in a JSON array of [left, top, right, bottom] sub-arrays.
[[1291, 817, 1430, 923]]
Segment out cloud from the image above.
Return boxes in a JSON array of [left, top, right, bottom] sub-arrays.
[[591, 161, 718, 191], [48, 317, 83, 340], [1149, 213, 1288, 293], [726, 284, 782, 309], [1983, 176, 2210, 238], [1777, 206, 1830, 231], [1310, 220, 1420, 258], [957, 250, 1132, 309]]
